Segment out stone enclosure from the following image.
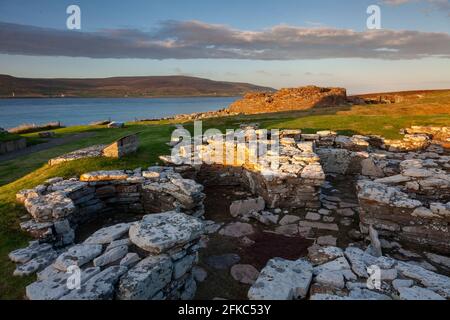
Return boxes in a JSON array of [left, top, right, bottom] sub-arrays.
[[0, 137, 27, 155], [48, 133, 139, 166], [8, 125, 450, 300]]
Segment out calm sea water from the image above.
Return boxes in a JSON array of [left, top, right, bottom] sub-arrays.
[[0, 97, 239, 129]]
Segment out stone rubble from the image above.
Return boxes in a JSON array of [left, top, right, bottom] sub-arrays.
[[15, 211, 204, 300], [8, 125, 450, 300], [162, 128, 326, 210], [15, 167, 205, 248], [249, 245, 450, 300], [48, 134, 139, 166]]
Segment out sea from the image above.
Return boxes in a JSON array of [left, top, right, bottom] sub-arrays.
[[0, 97, 239, 129]]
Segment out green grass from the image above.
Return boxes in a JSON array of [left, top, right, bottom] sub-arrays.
[[8, 122, 64, 135], [0, 92, 449, 299], [0, 132, 23, 142]]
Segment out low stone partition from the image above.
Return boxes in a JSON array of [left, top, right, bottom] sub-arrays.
[[10, 211, 204, 300], [404, 126, 450, 146], [164, 128, 326, 209], [48, 134, 139, 166], [248, 245, 450, 300], [16, 167, 205, 246], [102, 134, 139, 158], [48, 145, 107, 166], [0, 137, 27, 155], [357, 179, 450, 254]]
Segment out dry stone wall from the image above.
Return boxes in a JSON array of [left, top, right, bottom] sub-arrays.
[[8, 124, 450, 300], [0, 137, 27, 155], [163, 128, 326, 210], [248, 245, 450, 300], [12, 212, 204, 300], [16, 167, 205, 246]]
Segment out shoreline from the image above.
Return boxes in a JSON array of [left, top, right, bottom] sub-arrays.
[[0, 95, 243, 100]]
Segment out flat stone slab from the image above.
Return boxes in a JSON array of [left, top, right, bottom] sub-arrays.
[[248, 258, 313, 300], [117, 255, 173, 300], [315, 270, 345, 289], [129, 211, 204, 254], [26, 267, 101, 300], [231, 264, 260, 285], [54, 244, 103, 271], [84, 223, 131, 245], [230, 197, 265, 217], [219, 222, 254, 238], [299, 221, 339, 232], [13, 251, 58, 277], [398, 286, 445, 300], [49, 145, 106, 166], [279, 215, 301, 226], [93, 245, 128, 267], [80, 170, 129, 182], [25, 192, 76, 222], [9, 241, 53, 264], [61, 266, 128, 300], [192, 266, 208, 282], [317, 235, 337, 246], [308, 245, 344, 266]]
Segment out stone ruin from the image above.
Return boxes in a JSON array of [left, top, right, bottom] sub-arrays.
[[248, 245, 450, 300], [162, 127, 325, 210], [8, 124, 450, 300], [48, 133, 139, 166], [102, 134, 140, 158], [10, 167, 206, 300], [228, 86, 348, 115]]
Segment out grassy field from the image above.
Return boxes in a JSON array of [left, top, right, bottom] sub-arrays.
[[0, 132, 23, 142], [0, 90, 449, 299]]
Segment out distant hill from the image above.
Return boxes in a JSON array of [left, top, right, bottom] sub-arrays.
[[0, 75, 275, 98]]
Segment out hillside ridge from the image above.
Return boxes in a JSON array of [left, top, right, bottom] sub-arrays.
[[0, 74, 275, 98]]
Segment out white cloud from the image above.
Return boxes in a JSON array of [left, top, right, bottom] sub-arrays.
[[0, 20, 449, 60]]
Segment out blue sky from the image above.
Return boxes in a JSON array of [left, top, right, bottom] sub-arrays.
[[0, 0, 449, 93]]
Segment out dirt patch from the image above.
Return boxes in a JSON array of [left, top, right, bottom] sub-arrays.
[[196, 184, 312, 300], [243, 232, 312, 270], [203, 185, 252, 223]]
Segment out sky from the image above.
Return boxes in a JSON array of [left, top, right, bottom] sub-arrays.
[[0, 0, 449, 93]]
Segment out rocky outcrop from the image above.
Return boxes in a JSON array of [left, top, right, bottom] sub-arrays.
[[228, 86, 347, 115]]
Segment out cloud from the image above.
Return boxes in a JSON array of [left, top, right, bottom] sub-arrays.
[[0, 20, 449, 60], [255, 70, 272, 76], [382, 0, 450, 15], [304, 72, 333, 77], [383, 0, 414, 5]]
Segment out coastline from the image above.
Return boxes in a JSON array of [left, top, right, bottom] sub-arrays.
[[0, 94, 244, 99]]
